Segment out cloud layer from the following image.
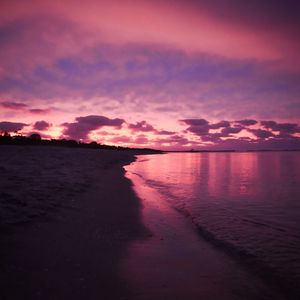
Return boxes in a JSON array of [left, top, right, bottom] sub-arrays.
[[2, 115, 299, 151], [0, 0, 299, 149], [62, 115, 124, 140]]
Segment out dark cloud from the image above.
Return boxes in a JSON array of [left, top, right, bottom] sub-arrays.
[[181, 119, 242, 137], [200, 133, 223, 142], [156, 130, 176, 135], [0, 121, 28, 132], [29, 108, 50, 114], [128, 121, 176, 136], [63, 115, 125, 140], [180, 119, 209, 126], [128, 121, 155, 132], [261, 121, 300, 134], [261, 120, 277, 128], [180, 119, 210, 136], [188, 125, 210, 136], [248, 128, 274, 139], [221, 126, 244, 136], [0, 101, 27, 110], [196, 126, 243, 142], [33, 120, 51, 131], [210, 120, 230, 129], [235, 119, 258, 126], [0, 102, 51, 115]]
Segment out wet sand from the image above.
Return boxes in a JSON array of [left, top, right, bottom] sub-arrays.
[[123, 167, 286, 300]]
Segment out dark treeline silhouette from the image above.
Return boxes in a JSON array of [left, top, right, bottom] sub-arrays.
[[0, 132, 162, 153]]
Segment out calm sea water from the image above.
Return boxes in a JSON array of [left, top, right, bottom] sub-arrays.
[[128, 152, 300, 295]]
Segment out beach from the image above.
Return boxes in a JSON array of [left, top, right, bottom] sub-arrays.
[[0, 146, 294, 299], [0, 145, 149, 300]]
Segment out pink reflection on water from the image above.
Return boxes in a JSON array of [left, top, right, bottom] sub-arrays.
[[122, 155, 284, 300], [130, 152, 291, 204]]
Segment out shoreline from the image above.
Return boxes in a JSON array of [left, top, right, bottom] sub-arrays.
[[0, 145, 149, 300], [0, 146, 292, 299], [123, 157, 287, 300]]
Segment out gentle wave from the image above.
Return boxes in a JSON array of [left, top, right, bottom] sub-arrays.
[[130, 152, 300, 298]]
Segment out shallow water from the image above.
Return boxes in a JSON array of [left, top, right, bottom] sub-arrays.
[[126, 152, 300, 297]]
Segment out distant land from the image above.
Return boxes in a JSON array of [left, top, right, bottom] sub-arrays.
[[0, 132, 162, 153], [1, 132, 299, 153]]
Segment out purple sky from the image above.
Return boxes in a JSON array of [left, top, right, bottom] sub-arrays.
[[0, 0, 299, 150]]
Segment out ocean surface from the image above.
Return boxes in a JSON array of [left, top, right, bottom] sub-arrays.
[[127, 152, 300, 296]]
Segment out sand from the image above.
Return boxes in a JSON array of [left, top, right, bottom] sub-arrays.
[[0, 146, 286, 300], [0, 145, 148, 300]]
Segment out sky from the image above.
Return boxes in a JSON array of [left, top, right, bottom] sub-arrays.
[[0, 0, 300, 150]]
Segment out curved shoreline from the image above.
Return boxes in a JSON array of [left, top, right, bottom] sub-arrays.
[[123, 157, 287, 300], [0, 146, 148, 300]]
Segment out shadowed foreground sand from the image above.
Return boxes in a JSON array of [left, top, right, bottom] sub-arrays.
[[0, 146, 148, 300]]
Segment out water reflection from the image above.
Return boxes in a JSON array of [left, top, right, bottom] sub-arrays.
[[133, 152, 300, 204], [127, 152, 300, 295]]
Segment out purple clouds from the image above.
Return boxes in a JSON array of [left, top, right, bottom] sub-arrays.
[[261, 121, 300, 135], [33, 120, 51, 131], [181, 119, 239, 138], [0, 0, 299, 146], [235, 119, 258, 126], [0, 121, 28, 133], [248, 129, 274, 139], [179, 118, 300, 149], [62, 115, 125, 140], [128, 120, 175, 135], [0, 101, 51, 115], [0, 101, 28, 110], [1, 115, 300, 150], [180, 119, 209, 126], [128, 121, 155, 132]]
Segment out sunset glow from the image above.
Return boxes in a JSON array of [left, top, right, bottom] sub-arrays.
[[1, 0, 299, 150]]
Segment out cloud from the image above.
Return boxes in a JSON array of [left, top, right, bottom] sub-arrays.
[[128, 120, 155, 132], [179, 118, 300, 148], [1, 39, 299, 124], [0, 121, 28, 132], [247, 128, 274, 139], [62, 115, 125, 140], [209, 120, 231, 129], [180, 119, 210, 136], [181, 118, 241, 137], [0, 101, 51, 116], [220, 126, 244, 136], [235, 119, 258, 126], [0, 101, 27, 110], [200, 133, 223, 142], [33, 120, 51, 131], [29, 108, 50, 114], [180, 119, 209, 126], [3, 0, 297, 64], [128, 120, 176, 136], [261, 120, 300, 134], [156, 130, 176, 135], [0, 0, 299, 134]]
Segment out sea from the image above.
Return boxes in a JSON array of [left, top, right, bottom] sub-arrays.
[[126, 151, 300, 298]]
